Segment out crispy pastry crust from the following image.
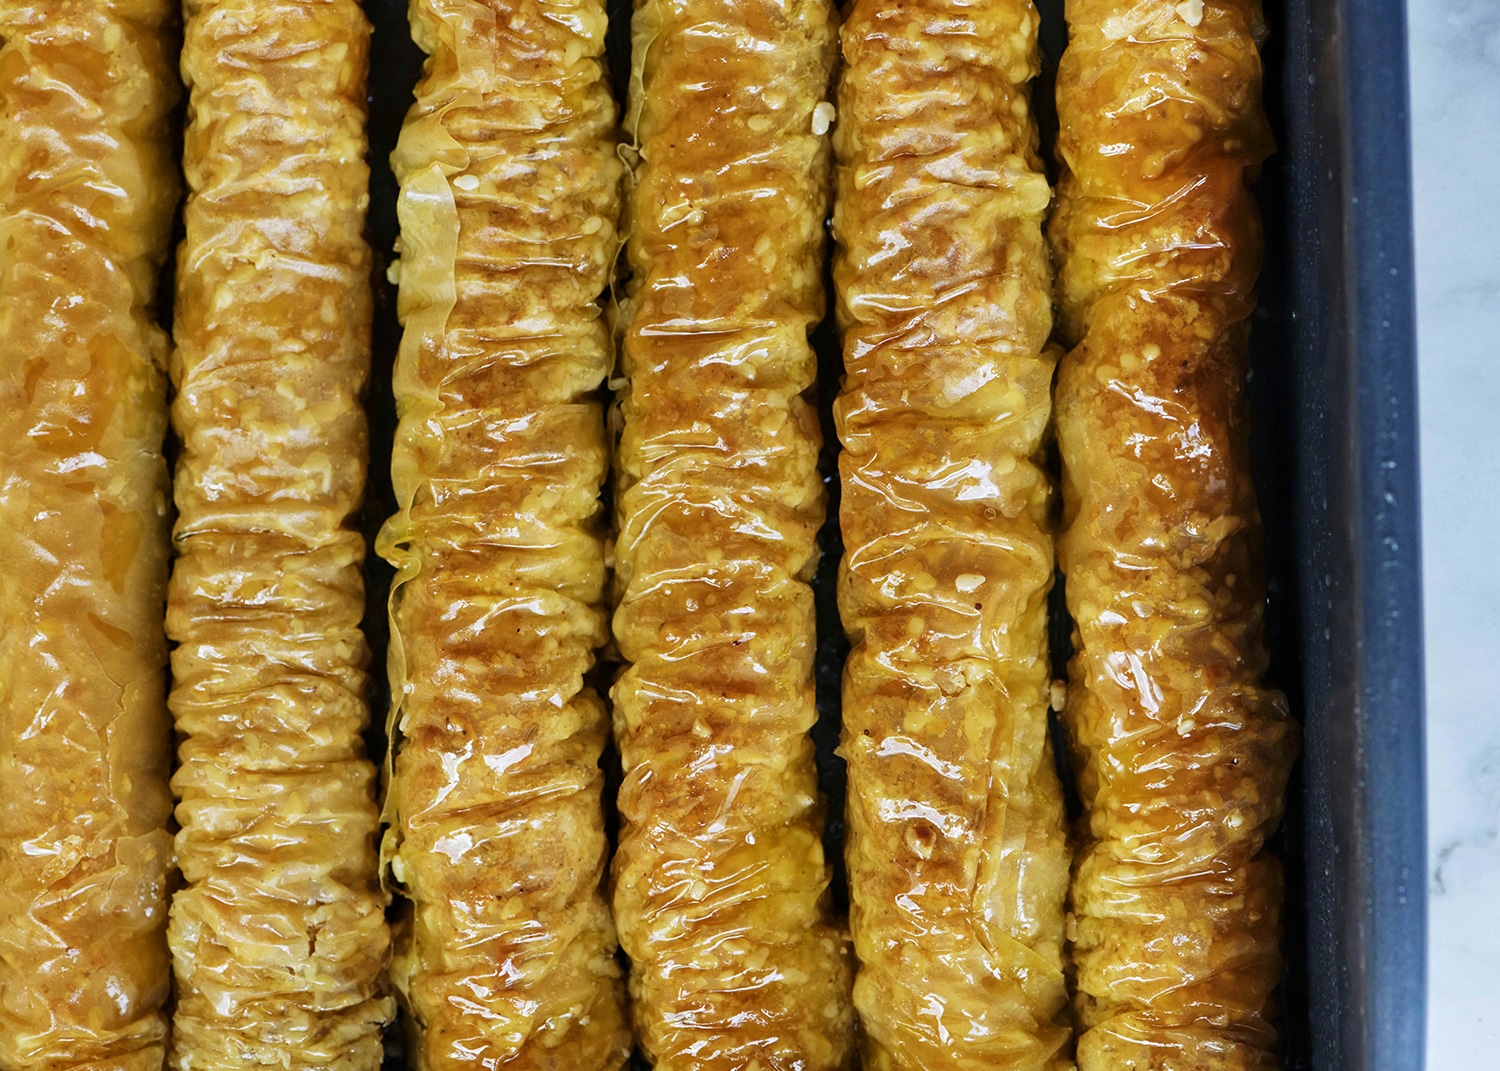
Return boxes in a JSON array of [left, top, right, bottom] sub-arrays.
[[165, 0, 394, 1066], [378, 0, 630, 1065], [831, 1, 1071, 1067], [1050, 2, 1299, 1068], [610, 0, 856, 1066], [0, 0, 179, 1066]]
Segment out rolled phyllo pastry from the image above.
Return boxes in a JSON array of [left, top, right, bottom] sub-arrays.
[[0, 0, 179, 1064], [165, 0, 394, 1066], [610, 0, 856, 1065], [831, 0, 1071, 1067], [1050, 2, 1299, 1067], [377, 0, 631, 1064]]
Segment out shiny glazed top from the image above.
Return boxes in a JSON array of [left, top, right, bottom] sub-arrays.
[[831, 0, 1072, 1067], [379, 0, 630, 1065], [0, 0, 178, 1066], [166, 0, 393, 1065], [610, 0, 856, 1065], [1051, 2, 1299, 1068]]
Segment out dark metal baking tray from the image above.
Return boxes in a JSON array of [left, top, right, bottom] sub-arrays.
[[359, 0, 1429, 1067], [1277, 0, 1427, 1068]]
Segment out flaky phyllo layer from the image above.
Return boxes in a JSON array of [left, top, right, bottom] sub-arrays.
[[610, 0, 856, 1065], [166, 0, 394, 1065], [0, 0, 179, 1064], [831, 1, 1072, 1067], [1051, 3, 1299, 1068], [379, 0, 630, 1066]]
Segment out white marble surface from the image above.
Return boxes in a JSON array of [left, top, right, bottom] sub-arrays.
[[1408, 0, 1500, 1064]]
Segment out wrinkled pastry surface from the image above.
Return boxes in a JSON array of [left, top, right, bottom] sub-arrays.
[[831, 0, 1071, 1067], [1050, 2, 1299, 1068], [166, 0, 394, 1066], [379, 0, 630, 1065], [611, 0, 856, 1066], [0, 0, 178, 1066]]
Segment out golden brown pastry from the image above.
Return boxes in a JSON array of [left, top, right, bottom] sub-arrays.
[[0, 0, 178, 1066], [377, 0, 630, 1065], [165, 0, 393, 1066], [830, 1, 1071, 1067], [610, 0, 855, 1065], [1049, 2, 1299, 1068]]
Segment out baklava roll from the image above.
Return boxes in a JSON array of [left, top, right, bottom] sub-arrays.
[[378, 0, 630, 1065], [1050, 2, 1299, 1068], [610, 0, 855, 1065], [831, 1, 1071, 1067], [0, 0, 179, 1065], [165, 1, 393, 1066]]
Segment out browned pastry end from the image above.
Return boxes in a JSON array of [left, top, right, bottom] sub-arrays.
[[165, 0, 394, 1066], [0, 0, 179, 1066], [378, 0, 631, 1065], [831, 0, 1072, 1068], [609, 0, 857, 1066], [1050, 2, 1299, 1068]]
